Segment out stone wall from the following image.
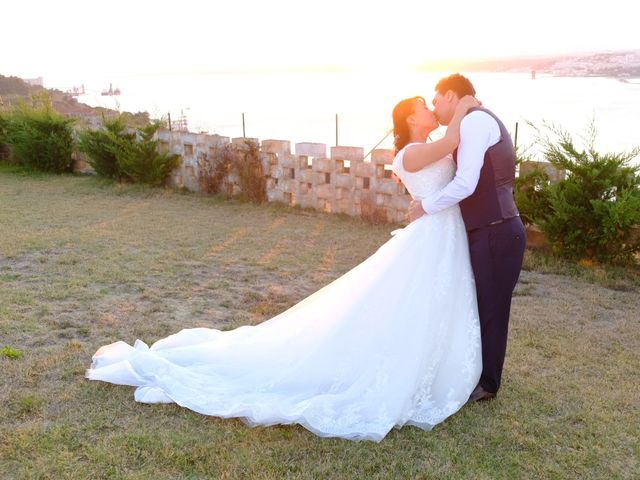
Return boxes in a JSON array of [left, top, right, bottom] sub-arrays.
[[156, 129, 411, 223], [156, 128, 570, 225], [74, 128, 567, 227]]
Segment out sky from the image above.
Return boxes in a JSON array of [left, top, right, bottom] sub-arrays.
[[3, 0, 640, 84]]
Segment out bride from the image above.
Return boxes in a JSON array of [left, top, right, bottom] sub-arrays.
[[86, 95, 482, 442]]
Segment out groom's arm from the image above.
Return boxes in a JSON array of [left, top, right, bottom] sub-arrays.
[[420, 111, 500, 215]]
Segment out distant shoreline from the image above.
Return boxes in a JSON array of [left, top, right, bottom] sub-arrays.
[[416, 49, 640, 81]]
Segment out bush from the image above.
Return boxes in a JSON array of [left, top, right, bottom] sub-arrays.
[[235, 141, 266, 203], [113, 121, 180, 186], [77, 116, 134, 180], [4, 96, 74, 173], [198, 144, 234, 195], [0, 113, 9, 161], [198, 141, 266, 203], [514, 145, 552, 226], [526, 121, 640, 264]]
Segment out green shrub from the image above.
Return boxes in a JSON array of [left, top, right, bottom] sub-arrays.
[[527, 121, 640, 264], [115, 121, 180, 186], [77, 116, 134, 180], [515, 165, 552, 226], [0, 113, 9, 161], [4, 95, 74, 173]]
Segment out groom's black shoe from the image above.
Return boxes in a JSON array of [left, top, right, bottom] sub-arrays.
[[468, 384, 497, 402]]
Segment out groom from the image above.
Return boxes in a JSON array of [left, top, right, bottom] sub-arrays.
[[409, 73, 526, 402]]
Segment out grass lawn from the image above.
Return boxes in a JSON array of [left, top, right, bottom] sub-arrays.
[[1, 166, 638, 479]]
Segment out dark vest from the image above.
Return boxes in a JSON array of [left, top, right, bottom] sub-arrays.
[[454, 107, 519, 231]]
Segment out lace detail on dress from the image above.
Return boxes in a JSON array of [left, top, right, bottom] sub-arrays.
[[391, 145, 456, 201]]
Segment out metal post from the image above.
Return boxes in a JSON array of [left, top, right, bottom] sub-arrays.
[[335, 113, 339, 146], [168, 112, 172, 131], [242, 113, 246, 138], [514, 122, 519, 151]]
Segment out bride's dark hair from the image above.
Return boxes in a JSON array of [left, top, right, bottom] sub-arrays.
[[392, 96, 425, 155]]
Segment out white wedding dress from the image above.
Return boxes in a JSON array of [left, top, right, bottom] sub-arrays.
[[86, 146, 481, 442]]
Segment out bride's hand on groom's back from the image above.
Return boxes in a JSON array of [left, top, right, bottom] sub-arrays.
[[457, 95, 481, 114], [408, 199, 425, 222]]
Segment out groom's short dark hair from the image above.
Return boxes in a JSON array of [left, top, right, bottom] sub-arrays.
[[435, 74, 476, 98]]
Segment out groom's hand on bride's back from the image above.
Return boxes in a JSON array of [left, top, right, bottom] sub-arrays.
[[408, 199, 426, 222]]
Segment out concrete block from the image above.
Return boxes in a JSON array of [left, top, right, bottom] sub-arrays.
[[353, 161, 374, 177], [377, 179, 401, 195], [298, 155, 315, 169], [336, 197, 353, 215], [232, 137, 260, 149], [280, 153, 298, 168], [282, 179, 298, 193], [316, 183, 333, 199], [519, 160, 566, 184], [205, 134, 230, 147], [297, 169, 314, 183], [371, 148, 394, 165], [331, 146, 364, 162], [266, 178, 277, 191], [261, 139, 291, 155], [313, 158, 335, 173], [391, 194, 411, 210], [335, 187, 350, 200], [335, 173, 352, 189], [297, 194, 314, 209], [295, 142, 326, 158]]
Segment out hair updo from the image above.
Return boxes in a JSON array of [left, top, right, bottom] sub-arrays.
[[392, 96, 425, 155]]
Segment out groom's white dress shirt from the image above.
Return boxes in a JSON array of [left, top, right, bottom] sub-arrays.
[[421, 111, 501, 215]]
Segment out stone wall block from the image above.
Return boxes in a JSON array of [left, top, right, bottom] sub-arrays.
[[353, 161, 374, 177], [232, 137, 260, 149], [297, 169, 314, 184], [280, 153, 298, 168], [331, 146, 364, 162], [313, 158, 335, 173], [261, 139, 291, 156], [371, 149, 394, 165], [316, 183, 334, 199], [376, 179, 401, 195], [295, 142, 326, 158], [335, 173, 352, 189]]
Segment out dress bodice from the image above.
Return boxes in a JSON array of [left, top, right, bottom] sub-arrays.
[[391, 144, 455, 200]]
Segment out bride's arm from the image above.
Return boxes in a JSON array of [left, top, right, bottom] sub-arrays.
[[402, 95, 479, 172]]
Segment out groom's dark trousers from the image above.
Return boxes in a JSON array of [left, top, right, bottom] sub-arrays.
[[455, 107, 526, 394], [468, 217, 526, 393]]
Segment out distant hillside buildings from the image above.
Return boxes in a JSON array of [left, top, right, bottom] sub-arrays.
[[550, 51, 640, 78], [24, 77, 44, 87]]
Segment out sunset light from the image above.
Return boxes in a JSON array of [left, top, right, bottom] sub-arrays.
[[3, 0, 640, 82]]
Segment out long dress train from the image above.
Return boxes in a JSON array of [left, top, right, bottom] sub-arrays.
[[86, 148, 481, 442]]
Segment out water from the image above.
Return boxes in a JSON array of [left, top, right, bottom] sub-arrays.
[[60, 71, 640, 161]]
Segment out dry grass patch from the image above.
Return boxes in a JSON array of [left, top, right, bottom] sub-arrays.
[[0, 166, 638, 479]]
